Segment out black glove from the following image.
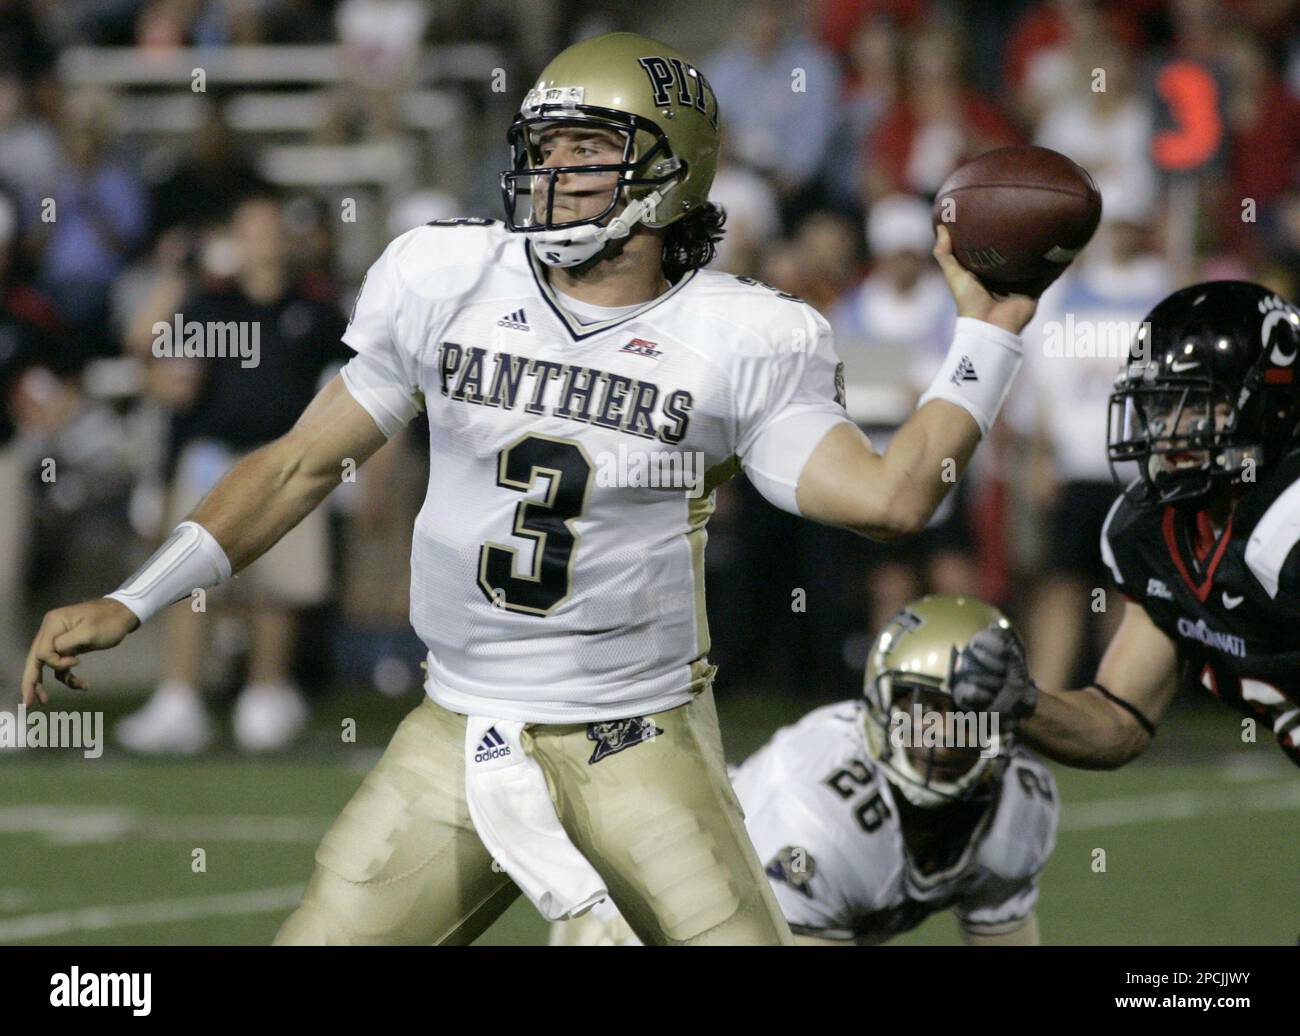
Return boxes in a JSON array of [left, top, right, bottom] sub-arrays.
[[952, 625, 1039, 725]]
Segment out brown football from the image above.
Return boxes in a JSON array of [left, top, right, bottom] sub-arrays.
[[932, 145, 1102, 298]]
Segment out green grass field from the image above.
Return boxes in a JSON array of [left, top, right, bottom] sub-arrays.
[[2, 687, 1296, 945]]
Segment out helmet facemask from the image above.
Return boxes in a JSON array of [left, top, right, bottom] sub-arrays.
[[863, 675, 1002, 809], [500, 100, 685, 268], [1107, 374, 1261, 506], [1106, 281, 1300, 506]]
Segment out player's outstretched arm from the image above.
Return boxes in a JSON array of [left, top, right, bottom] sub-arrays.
[[793, 404, 978, 540], [795, 227, 1038, 541], [20, 374, 389, 706], [1019, 601, 1179, 769], [182, 374, 388, 572], [953, 601, 1179, 770]]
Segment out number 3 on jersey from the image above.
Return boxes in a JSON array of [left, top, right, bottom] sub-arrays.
[[477, 433, 594, 615]]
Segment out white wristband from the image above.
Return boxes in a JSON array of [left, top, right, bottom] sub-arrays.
[[105, 521, 232, 625], [917, 317, 1024, 435]]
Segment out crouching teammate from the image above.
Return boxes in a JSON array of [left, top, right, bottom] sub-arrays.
[[551, 595, 1058, 946]]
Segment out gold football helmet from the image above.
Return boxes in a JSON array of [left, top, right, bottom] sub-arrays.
[[500, 32, 720, 267], [863, 594, 1018, 807]]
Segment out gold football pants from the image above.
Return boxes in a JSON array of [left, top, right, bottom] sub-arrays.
[[274, 688, 793, 945]]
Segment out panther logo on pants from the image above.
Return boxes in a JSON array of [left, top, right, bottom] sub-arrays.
[[586, 717, 664, 764], [764, 846, 817, 898]]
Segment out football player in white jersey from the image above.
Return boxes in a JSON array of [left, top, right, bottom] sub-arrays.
[[22, 33, 1038, 945], [551, 595, 1059, 946]]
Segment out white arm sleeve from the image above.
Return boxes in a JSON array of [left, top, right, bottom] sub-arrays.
[[340, 350, 422, 438], [744, 411, 850, 516], [736, 309, 853, 516], [339, 239, 424, 437]]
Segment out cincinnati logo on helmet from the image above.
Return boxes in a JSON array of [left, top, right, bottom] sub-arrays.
[[1259, 293, 1300, 368]]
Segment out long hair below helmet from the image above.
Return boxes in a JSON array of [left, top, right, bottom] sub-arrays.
[[663, 202, 726, 282]]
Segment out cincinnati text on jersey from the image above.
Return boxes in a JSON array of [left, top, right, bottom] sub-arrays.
[[1175, 617, 1247, 658]]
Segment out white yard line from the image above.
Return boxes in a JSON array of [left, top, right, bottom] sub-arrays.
[[0, 885, 305, 942], [1060, 779, 1300, 831], [1, 776, 1296, 849], [0, 805, 327, 844], [0, 772, 1295, 941], [1215, 754, 1291, 783], [0, 888, 38, 911]]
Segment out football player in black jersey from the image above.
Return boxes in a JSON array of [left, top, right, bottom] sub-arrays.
[[953, 281, 1300, 769]]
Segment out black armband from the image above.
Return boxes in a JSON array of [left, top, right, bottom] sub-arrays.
[[1086, 682, 1157, 739]]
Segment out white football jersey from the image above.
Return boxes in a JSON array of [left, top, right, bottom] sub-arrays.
[[340, 219, 849, 722], [733, 701, 1059, 941]]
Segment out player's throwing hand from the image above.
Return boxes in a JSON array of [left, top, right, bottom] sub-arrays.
[[933, 226, 1038, 336], [21, 599, 139, 706]]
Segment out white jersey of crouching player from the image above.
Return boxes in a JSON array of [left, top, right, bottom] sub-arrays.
[[553, 595, 1059, 946]]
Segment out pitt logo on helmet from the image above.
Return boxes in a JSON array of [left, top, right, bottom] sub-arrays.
[[636, 56, 719, 129]]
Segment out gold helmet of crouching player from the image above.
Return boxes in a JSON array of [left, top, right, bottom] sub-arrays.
[[863, 595, 1017, 808], [500, 32, 720, 267]]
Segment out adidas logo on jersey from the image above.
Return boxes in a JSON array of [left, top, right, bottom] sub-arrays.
[[950, 356, 979, 384], [474, 726, 511, 762], [497, 308, 529, 331]]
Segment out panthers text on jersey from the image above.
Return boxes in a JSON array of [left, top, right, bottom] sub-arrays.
[[729, 701, 1059, 942], [1102, 450, 1300, 765], [339, 219, 849, 722]]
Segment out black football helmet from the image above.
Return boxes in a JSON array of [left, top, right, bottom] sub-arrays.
[[1107, 281, 1300, 505]]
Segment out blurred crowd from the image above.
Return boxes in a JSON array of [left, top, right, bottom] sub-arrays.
[[1, 0, 1298, 750], [700, 0, 1299, 700]]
